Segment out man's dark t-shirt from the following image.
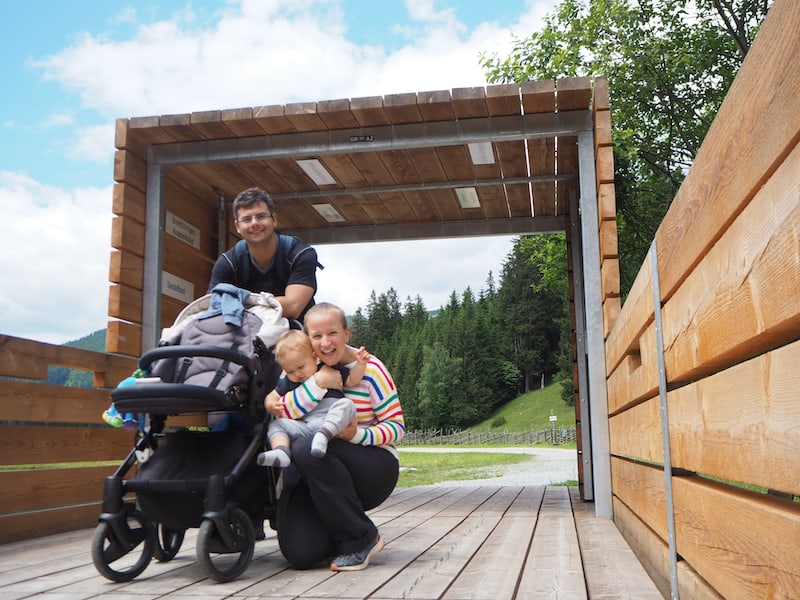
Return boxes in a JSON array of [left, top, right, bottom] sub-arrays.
[[208, 234, 319, 320]]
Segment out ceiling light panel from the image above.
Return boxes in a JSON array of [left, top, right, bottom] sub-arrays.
[[467, 142, 495, 165], [297, 159, 337, 185], [313, 203, 345, 223], [455, 187, 481, 209]]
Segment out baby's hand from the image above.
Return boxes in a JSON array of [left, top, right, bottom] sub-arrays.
[[355, 346, 373, 364]]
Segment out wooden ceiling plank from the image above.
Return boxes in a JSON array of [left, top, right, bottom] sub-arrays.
[[349, 95, 391, 127], [383, 92, 423, 124], [529, 137, 556, 216], [494, 140, 527, 177], [323, 194, 374, 227], [417, 89, 456, 122], [451, 86, 489, 119], [317, 98, 361, 130], [557, 77, 592, 111], [319, 153, 367, 188], [401, 189, 445, 222], [252, 104, 297, 135], [521, 80, 556, 114], [557, 136, 579, 216], [220, 107, 269, 137], [378, 149, 420, 186], [237, 160, 300, 195], [486, 84, 522, 117], [480, 185, 511, 219], [284, 101, 327, 132], [407, 147, 448, 184], [505, 183, 533, 218], [347, 152, 395, 187]]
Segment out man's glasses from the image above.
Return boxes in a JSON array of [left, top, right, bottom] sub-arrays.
[[236, 212, 273, 225]]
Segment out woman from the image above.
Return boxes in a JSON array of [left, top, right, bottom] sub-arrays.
[[265, 302, 405, 571]]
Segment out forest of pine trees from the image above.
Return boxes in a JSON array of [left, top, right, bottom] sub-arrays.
[[347, 234, 570, 431]]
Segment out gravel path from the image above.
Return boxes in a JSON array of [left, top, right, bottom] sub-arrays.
[[397, 447, 578, 487]]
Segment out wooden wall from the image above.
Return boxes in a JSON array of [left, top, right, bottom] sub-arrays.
[[604, 1, 800, 597], [0, 335, 206, 544], [108, 125, 223, 356]]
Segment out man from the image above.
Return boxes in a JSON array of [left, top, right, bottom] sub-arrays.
[[208, 187, 320, 321]]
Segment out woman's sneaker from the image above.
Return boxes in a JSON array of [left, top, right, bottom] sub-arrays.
[[330, 533, 384, 571]]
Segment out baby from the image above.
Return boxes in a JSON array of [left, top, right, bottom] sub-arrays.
[[257, 329, 370, 467]]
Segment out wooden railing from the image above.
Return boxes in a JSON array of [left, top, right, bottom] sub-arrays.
[[0, 335, 201, 544], [602, 1, 800, 598]]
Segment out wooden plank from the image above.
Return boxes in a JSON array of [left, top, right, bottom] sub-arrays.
[[110, 214, 145, 257], [417, 89, 455, 122], [112, 149, 147, 192], [284, 101, 326, 132], [0, 335, 135, 384], [159, 112, 206, 142], [570, 487, 661, 599], [654, 0, 800, 300], [189, 109, 237, 139], [108, 281, 142, 324], [0, 380, 110, 424], [0, 503, 100, 545], [530, 136, 556, 216], [220, 106, 269, 137], [111, 181, 145, 222], [610, 456, 668, 541], [606, 322, 659, 413], [486, 83, 522, 116], [383, 92, 423, 124], [612, 496, 672, 599], [517, 486, 586, 599], [317, 98, 361, 130], [605, 255, 654, 375], [0, 466, 114, 513], [662, 140, 800, 384], [520, 79, 556, 114], [0, 425, 132, 465], [252, 103, 297, 134], [108, 250, 143, 289], [668, 339, 800, 496], [451, 86, 489, 119], [673, 475, 800, 600], [349, 95, 391, 127], [556, 77, 592, 111], [556, 136, 577, 217], [105, 319, 142, 357]]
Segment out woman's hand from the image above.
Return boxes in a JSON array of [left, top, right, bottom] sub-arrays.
[[314, 365, 345, 389], [337, 416, 358, 440]]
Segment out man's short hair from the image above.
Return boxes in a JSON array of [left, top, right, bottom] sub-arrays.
[[232, 187, 275, 219]]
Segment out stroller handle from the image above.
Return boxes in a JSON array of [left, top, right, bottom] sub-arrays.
[[138, 344, 256, 373]]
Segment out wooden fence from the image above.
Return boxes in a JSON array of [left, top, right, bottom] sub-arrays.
[[400, 427, 577, 447], [0, 335, 202, 545], [603, 1, 800, 598]]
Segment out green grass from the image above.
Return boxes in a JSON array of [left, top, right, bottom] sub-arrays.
[[468, 383, 575, 432], [396, 451, 536, 487]]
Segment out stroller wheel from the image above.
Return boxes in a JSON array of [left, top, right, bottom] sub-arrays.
[[91, 506, 155, 582], [196, 506, 255, 582], [153, 523, 185, 562]]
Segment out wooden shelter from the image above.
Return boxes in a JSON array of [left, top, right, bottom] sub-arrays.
[[107, 78, 619, 515]]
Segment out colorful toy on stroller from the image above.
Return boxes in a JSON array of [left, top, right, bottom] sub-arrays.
[[92, 285, 288, 583]]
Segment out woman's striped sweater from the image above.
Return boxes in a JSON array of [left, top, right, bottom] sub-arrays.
[[276, 355, 405, 452]]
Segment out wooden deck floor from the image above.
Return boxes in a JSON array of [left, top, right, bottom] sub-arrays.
[[0, 485, 663, 599]]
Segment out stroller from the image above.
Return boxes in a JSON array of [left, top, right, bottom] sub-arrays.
[[92, 286, 289, 583]]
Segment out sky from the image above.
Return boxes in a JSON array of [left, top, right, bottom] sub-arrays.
[[0, 0, 559, 345]]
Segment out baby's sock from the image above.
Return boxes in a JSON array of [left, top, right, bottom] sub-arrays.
[[311, 424, 337, 458], [257, 446, 291, 467]]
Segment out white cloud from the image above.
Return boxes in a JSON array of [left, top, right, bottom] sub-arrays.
[[0, 172, 112, 344], [7, 0, 557, 343]]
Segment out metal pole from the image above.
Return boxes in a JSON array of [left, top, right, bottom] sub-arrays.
[[650, 240, 680, 600]]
